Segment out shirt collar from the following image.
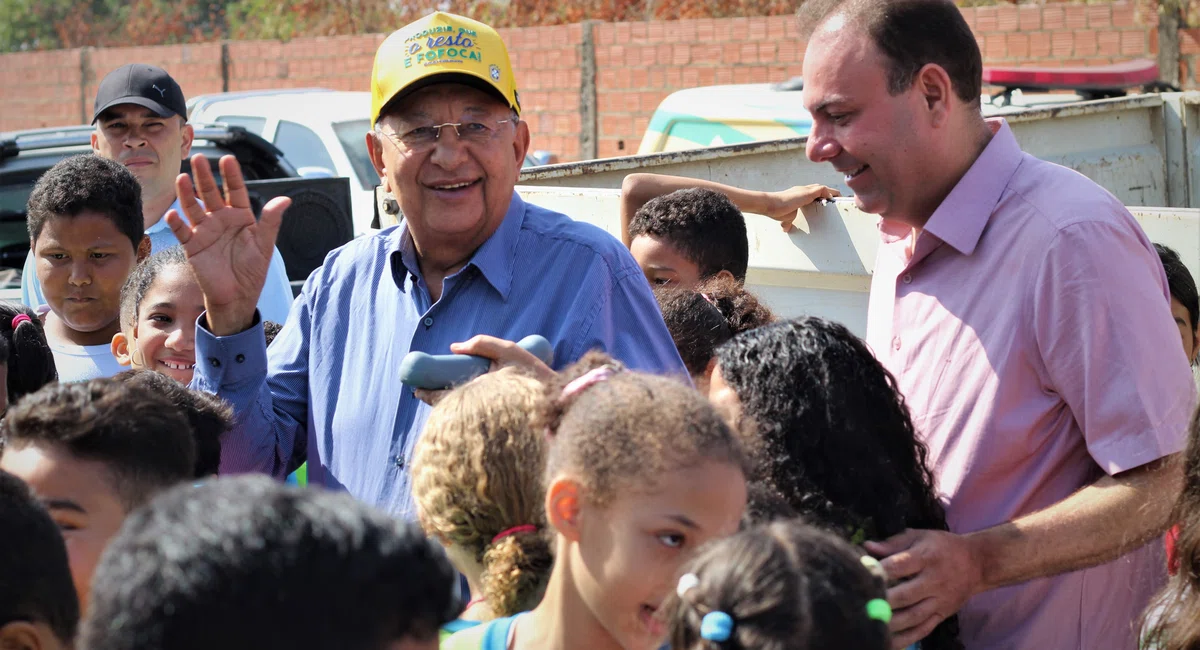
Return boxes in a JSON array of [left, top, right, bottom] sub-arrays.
[[920, 118, 1023, 256], [144, 198, 185, 235], [389, 191, 526, 300]]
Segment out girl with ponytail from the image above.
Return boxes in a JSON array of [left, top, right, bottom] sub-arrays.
[[0, 301, 56, 416], [411, 368, 553, 637]]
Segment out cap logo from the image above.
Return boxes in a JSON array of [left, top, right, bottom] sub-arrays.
[[151, 84, 167, 98], [489, 64, 501, 81], [402, 25, 482, 69]]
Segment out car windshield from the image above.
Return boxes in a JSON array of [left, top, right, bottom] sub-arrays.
[[332, 120, 375, 191]]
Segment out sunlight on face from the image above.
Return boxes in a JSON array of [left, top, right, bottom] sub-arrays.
[[567, 460, 747, 650]]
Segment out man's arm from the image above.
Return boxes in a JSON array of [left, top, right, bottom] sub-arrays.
[[574, 262, 689, 376], [870, 457, 1181, 647], [619, 173, 838, 246], [169, 154, 307, 476]]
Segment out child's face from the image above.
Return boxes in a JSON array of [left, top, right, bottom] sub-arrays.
[[0, 443, 128, 614], [121, 266, 205, 384], [630, 234, 703, 288], [1170, 297, 1199, 364], [34, 211, 141, 338], [565, 460, 746, 650]]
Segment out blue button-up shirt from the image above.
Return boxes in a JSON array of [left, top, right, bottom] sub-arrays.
[[191, 192, 686, 517], [22, 199, 295, 325]]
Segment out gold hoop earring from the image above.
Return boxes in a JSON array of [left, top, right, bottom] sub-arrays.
[[131, 346, 147, 368]]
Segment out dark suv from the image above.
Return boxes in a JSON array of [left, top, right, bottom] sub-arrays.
[[0, 124, 299, 274], [2, 123, 367, 300]]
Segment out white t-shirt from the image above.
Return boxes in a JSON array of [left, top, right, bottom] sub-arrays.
[[49, 340, 125, 383]]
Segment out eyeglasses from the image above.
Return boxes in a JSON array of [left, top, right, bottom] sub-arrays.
[[377, 117, 513, 153]]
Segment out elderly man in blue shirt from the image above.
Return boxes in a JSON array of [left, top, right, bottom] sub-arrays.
[[170, 12, 686, 517]]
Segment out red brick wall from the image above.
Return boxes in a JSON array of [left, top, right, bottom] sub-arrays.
[[1183, 29, 1200, 84], [0, 1, 1161, 162], [594, 1, 1157, 158], [1, 49, 86, 128]]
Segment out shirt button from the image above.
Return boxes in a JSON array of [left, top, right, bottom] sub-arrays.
[[902, 273, 913, 284], [892, 337, 902, 351], [235, 354, 246, 364], [394, 454, 406, 469], [209, 358, 221, 368], [423, 317, 434, 327]]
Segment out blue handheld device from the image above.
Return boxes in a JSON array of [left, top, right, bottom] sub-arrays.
[[398, 335, 554, 390]]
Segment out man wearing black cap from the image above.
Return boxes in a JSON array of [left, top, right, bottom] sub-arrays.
[[20, 64, 295, 325]]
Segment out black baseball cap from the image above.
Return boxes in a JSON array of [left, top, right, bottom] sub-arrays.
[[92, 64, 187, 124]]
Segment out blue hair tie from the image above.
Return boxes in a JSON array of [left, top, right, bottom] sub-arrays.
[[700, 611, 734, 642]]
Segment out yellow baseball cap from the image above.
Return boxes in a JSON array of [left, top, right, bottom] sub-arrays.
[[371, 12, 521, 125]]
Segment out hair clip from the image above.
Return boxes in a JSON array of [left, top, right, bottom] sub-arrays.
[[700, 611, 734, 642], [677, 573, 700, 598], [866, 598, 892, 624], [10, 314, 31, 329], [560, 365, 617, 399]]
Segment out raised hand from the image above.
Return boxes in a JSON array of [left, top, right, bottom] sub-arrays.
[[764, 184, 841, 232], [166, 154, 290, 336]]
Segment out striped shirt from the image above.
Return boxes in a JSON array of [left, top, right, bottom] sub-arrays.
[[191, 192, 687, 517]]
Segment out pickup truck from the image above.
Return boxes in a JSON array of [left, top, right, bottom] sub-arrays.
[[516, 91, 1200, 339]]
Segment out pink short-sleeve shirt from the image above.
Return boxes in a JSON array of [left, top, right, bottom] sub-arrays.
[[866, 119, 1197, 650]]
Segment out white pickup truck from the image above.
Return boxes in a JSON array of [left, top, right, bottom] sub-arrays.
[[511, 92, 1200, 339]]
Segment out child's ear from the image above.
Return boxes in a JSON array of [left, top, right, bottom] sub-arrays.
[[111, 331, 134, 367], [136, 236, 152, 262], [0, 620, 52, 650], [546, 476, 583, 543]]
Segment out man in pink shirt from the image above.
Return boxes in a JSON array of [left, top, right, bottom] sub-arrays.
[[799, 0, 1198, 648]]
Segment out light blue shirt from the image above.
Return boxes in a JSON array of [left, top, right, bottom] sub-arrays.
[[191, 192, 687, 517], [22, 198, 295, 325]]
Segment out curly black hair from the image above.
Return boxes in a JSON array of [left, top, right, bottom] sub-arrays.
[[26, 154, 144, 249], [714, 317, 962, 650], [629, 187, 749, 281]]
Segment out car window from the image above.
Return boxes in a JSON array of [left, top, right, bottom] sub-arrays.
[[274, 120, 337, 174], [214, 115, 267, 136], [332, 120, 375, 191]]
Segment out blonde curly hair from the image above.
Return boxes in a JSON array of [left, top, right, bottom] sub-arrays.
[[412, 369, 552, 618]]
